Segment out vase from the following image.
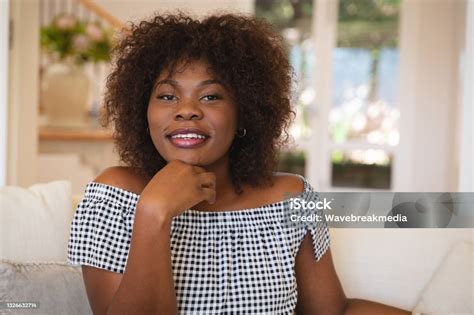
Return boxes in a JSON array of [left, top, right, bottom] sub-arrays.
[[40, 62, 91, 128]]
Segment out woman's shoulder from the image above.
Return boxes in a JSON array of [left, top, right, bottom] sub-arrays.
[[251, 172, 308, 206], [271, 172, 307, 195], [93, 166, 150, 195]]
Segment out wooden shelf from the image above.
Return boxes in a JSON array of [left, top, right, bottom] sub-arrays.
[[39, 126, 114, 141]]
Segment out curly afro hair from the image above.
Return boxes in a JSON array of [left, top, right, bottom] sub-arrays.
[[101, 12, 296, 194]]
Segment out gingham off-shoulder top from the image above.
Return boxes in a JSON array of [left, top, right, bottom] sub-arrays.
[[67, 174, 330, 314]]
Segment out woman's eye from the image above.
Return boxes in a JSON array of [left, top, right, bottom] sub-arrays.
[[201, 95, 221, 101], [157, 94, 176, 101]]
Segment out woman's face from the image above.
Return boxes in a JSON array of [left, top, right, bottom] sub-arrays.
[[147, 59, 238, 167]]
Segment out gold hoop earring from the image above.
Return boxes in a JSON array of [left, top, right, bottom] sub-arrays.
[[236, 128, 247, 138]]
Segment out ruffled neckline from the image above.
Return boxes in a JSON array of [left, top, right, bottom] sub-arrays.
[[84, 173, 310, 216]]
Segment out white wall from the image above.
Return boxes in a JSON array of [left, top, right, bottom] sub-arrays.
[[394, 0, 467, 191], [7, 0, 40, 187], [458, 0, 473, 192], [0, 0, 9, 186]]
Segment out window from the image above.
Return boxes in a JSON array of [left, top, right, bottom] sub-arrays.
[[257, 0, 401, 190], [330, 0, 400, 189]]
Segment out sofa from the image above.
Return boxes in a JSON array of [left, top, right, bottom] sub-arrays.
[[0, 180, 472, 315]]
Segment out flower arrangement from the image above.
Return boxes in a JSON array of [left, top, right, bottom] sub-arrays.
[[40, 13, 114, 65]]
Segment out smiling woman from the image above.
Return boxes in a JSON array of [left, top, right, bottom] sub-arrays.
[[66, 12, 411, 315], [101, 13, 295, 195]]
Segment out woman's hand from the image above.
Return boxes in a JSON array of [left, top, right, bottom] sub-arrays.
[[136, 159, 216, 221]]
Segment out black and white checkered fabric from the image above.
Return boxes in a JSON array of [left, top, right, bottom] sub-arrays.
[[67, 174, 330, 314]]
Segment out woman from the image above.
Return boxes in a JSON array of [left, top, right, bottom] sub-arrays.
[[67, 12, 410, 315]]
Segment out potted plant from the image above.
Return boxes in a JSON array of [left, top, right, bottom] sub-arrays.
[[40, 13, 113, 127]]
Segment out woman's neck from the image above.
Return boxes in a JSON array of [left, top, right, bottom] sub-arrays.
[[191, 156, 239, 211]]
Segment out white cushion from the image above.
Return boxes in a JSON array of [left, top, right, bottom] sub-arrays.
[[412, 241, 474, 315], [329, 229, 474, 310], [0, 180, 72, 262]]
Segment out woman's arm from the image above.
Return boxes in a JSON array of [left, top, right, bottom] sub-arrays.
[[81, 167, 178, 315], [83, 208, 177, 315], [294, 232, 411, 315], [105, 206, 177, 315]]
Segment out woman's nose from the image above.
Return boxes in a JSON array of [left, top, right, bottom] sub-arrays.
[[174, 99, 203, 120]]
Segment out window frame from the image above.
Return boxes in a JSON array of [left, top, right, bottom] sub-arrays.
[[305, 0, 400, 192]]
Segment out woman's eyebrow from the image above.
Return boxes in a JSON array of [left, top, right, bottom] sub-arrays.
[[155, 79, 222, 87], [197, 79, 222, 87], [155, 79, 178, 87]]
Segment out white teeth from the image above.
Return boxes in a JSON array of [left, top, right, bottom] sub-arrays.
[[171, 133, 207, 139]]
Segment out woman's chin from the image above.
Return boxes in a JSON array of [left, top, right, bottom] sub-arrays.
[[160, 148, 228, 167], [164, 154, 208, 167]]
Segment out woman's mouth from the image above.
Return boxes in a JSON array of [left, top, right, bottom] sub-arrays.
[[167, 133, 210, 149]]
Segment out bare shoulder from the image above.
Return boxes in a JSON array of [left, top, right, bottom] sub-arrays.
[[269, 172, 305, 198], [93, 166, 151, 195]]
